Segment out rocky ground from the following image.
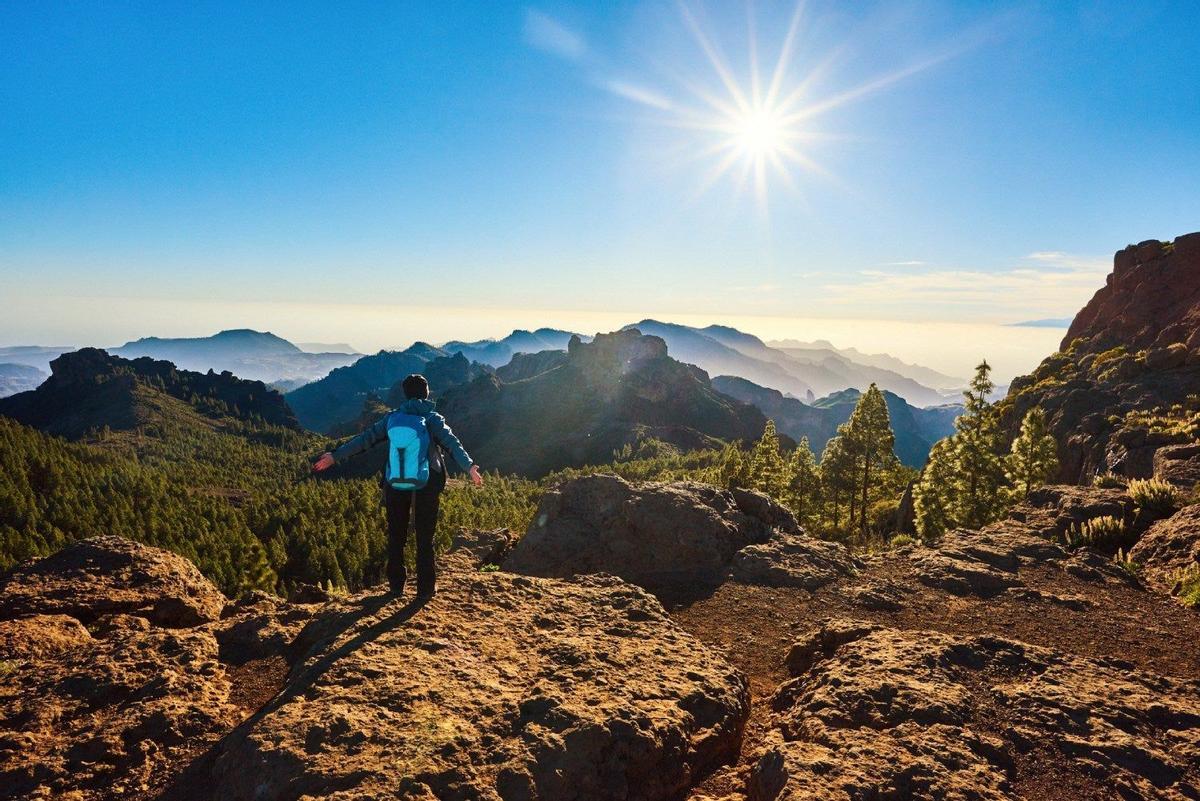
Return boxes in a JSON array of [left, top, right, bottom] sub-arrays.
[[1, 477, 1199, 800]]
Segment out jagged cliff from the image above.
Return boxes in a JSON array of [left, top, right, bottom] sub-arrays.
[[0, 347, 299, 437], [435, 329, 768, 476], [1003, 232, 1200, 482]]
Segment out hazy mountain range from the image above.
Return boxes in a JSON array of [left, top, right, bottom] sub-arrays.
[[1, 321, 968, 467], [111, 329, 359, 384], [0, 346, 76, 373], [712, 377, 959, 467], [0, 363, 46, 399], [445, 321, 962, 407], [441, 328, 578, 367]]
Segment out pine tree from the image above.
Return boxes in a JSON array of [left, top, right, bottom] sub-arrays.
[[913, 360, 1010, 538], [952, 361, 1007, 528], [914, 437, 955, 539], [750, 420, 787, 498], [1006, 407, 1058, 500], [838, 385, 900, 539], [786, 437, 820, 528], [719, 444, 751, 489], [819, 436, 854, 532]]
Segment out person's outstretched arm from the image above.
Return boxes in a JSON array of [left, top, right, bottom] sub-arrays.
[[312, 415, 390, 472], [427, 413, 483, 486]]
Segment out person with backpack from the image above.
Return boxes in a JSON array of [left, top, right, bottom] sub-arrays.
[[311, 374, 483, 598]]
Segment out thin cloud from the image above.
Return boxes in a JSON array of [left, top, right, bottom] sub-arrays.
[[603, 79, 674, 110], [884, 260, 926, 266], [523, 8, 586, 61], [819, 250, 1110, 321]]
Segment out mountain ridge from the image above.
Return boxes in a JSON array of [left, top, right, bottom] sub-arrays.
[[435, 329, 769, 476]]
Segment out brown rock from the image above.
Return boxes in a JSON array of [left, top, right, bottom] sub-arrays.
[[911, 524, 1066, 597], [445, 527, 518, 571], [211, 570, 750, 801], [0, 614, 90, 661], [731, 533, 859, 591], [0, 535, 227, 627], [750, 623, 1200, 800], [505, 475, 801, 595], [1008, 485, 1133, 539], [215, 590, 323, 664], [1153, 442, 1200, 489], [1128, 504, 1200, 593], [0, 613, 239, 800]]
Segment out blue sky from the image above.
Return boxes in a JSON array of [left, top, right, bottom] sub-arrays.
[[2, 1, 1198, 376]]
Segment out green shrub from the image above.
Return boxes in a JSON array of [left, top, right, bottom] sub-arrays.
[[479, 563, 500, 573], [1128, 478, 1179, 514], [1064, 515, 1129, 549], [889, 533, 916, 549], [1176, 566, 1200, 608], [1092, 472, 1126, 489], [1112, 548, 1141, 579]]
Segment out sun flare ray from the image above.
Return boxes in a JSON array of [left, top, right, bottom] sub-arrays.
[[618, 1, 960, 217]]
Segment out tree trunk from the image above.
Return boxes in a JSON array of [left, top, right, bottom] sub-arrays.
[[860, 454, 871, 539]]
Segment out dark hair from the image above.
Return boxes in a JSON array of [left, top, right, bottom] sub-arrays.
[[401, 374, 429, 400]]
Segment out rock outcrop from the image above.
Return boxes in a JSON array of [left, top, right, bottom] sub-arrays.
[[0, 348, 299, 438], [748, 620, 1200, 800], [0, 535, 227, 627], [213, 571, 749, 801], [1002, 232, 1200, 483], [1065, 233, 1200, 353], [1154, 442, 1200, 488], [0, 538, 241, 799], [1, 532, 752, 801], [506, 475, 858, 596], [436, 329, 769, 476], [1129, 503, 1200, 593]]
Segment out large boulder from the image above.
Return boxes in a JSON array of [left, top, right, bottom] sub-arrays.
[[910, 523, 1071, 598], [1128, 504, 1200, 593], [507, 476, 794, 586], [212, 570, 749, 801], [506, 475, 851, 596], [749, 621, 1200, 800], [0, 535, 227, 627], [731, 534, 860, 591], [1153, 442, 1200, 489]]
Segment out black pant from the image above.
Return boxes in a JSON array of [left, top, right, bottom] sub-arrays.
[[384, 470, 444, 594]]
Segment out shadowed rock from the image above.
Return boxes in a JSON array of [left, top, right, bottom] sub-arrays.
[[1153, 443, 1200, 489], [1129, 503, 1200, 593], [506, 475, 856, 598]]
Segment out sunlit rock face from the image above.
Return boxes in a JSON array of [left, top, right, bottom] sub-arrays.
[[1002, 232, 1200, 483]]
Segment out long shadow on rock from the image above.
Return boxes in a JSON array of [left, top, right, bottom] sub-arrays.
[[157, 592, 428, 801]]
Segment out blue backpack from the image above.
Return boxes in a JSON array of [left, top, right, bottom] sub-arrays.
[[385, 410, 431, 490]]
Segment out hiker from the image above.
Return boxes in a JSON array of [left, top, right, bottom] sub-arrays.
[[311, 374, 482, 597]]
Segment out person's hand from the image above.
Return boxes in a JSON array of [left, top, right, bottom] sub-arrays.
[[312, 452, 335, 473], [468, 464, 483, 487]]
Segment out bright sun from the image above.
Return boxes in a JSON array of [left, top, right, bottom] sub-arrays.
[[730, 107, 788, 159], [616, 2, 952, 216]]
